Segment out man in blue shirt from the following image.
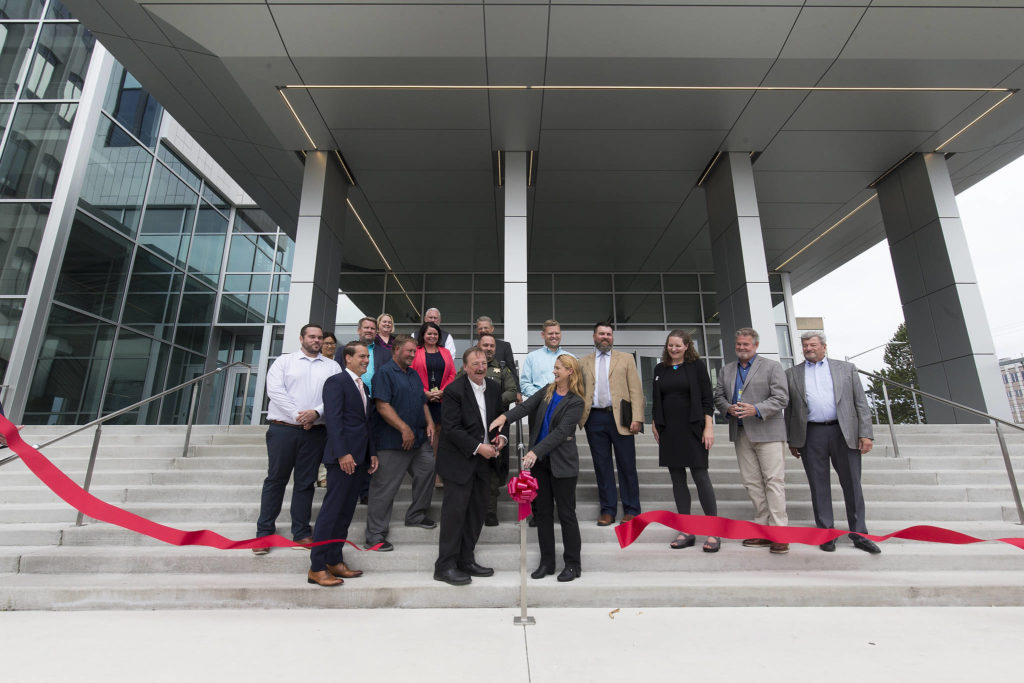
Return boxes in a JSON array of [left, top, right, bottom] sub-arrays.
[[365, 335, 437, 551], [520, 319, 576, 398], [356, 316, 378, 393]]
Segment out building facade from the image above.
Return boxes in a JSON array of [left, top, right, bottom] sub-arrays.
[[999, 356, 1024, 423]]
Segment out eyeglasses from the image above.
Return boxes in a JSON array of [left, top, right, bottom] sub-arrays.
[[323, 341, 337, 347]]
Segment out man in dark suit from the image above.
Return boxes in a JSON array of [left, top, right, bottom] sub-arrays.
[[433, 347, 506, 586], [308, 341, 380, 587], [786, 331, 880, 554]]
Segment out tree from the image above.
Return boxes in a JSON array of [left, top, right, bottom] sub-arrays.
[[865, 323, 925, 424]]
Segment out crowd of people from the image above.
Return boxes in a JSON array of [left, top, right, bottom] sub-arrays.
[[253, 308, 879, 589]]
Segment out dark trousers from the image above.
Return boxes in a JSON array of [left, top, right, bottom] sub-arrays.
[[584, 410, 640, 516], [667, 466, 717, 516], [800, 423, 867, 533], [310, 461, 368, 571], [435, 459, 491, 572], [534, 459, 582, 569], [257, 424, 325, 540]]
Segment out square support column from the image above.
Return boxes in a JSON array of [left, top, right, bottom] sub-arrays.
[[876, 153, 1007, 423], [283, 151, 349, 348], [703, 152, 779, 362], [504, 152, 529, 364]]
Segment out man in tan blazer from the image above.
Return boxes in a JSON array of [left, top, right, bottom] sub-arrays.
[[580, 322, 645, 526]]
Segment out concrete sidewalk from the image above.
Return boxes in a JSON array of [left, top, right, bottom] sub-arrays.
[[1, 607, 1018, 682]]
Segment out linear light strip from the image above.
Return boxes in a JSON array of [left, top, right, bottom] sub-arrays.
[[345, 197, 420, 318], [527, 150, 534, 186], [334, 150, 355, 186], [277, 88, 317, 149], [696, 151, 722, 187], [283, 84, 1013, 93], [869, 152, 914, 189], [497, 149, 503, 187], [774, 195, 877, 271], [936, 91, 1016, 152]]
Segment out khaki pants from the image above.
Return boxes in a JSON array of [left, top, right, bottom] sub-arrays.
[[734, 429, 788, 526]]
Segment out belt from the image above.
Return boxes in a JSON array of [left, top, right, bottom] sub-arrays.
[[808, 420, 838, 426], [269, 420, 325, 430], [591, 406, 613, 413]]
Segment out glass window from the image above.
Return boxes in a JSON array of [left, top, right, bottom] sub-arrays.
[[275, 233, 293, 272], [102, 331, 170, 424], [218, 292, 248, 324], [423, 293, 470, 324], [139, 163, 197, 268], [1, 1, 46, 19], [554, 274, 611, 292], [105, 64, 161, 148], [384, 292, 421, 329], [234, 207, 276, 233], [0, 102, 74, 198], [45, 1, 72, 19], [705, 325, 723, 358], [0, 202, 48, 295], [24, 304, 115, 424], [554, 293, 613, 325], [121, 247, 181, 340], [176, 277, 215, 352], [772, 291, 788, 324], [159, 347, 205, 423], [340, 272, 384, 293], [701, 293, 719, 323], [615, 293, 663, 325], [54, 211, 131, 319], [224, 274, 271, 292], [0, 297, 24, 380], [0, 20, 35, 98], [699, 273, 716, 293], [227, 233, 274, 273], [474, 274, 501, 291], [22, 22, 93, 100], [776, 325, 793, 358], [528, 273, 551, 292], [528, 293, 552, 323], [201, 183, 229, 212], [472, 293, 502, 324], [425, 274, 471, 291], [663, 274, 700, 291], [665, 293, 702, 324], [614, 274, 660, 293], [188, 202, 227, 285], [78, 114, 153, 236], [273, 273, 290, 292], [157, 146, 201, 190], [268, 294, 288, 324]]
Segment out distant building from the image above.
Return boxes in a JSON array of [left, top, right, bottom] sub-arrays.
[[999, 357, 1024, 423]]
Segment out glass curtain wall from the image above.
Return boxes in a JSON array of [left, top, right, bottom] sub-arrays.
[[0, 0, 91, 387]]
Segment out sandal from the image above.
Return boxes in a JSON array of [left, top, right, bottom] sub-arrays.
[[703, 536, 721, 553], [670, 533, 696, 549]]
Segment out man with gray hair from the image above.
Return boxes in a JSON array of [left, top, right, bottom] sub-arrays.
[[785, 331, 880, 553], [419, 308, 457, 356], [714, 327, 790, 554]]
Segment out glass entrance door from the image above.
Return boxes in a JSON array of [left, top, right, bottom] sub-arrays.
[[220, 365, 256, 424]]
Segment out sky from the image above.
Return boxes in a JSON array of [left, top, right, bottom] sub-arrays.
[[792, 155, 1024, 372]]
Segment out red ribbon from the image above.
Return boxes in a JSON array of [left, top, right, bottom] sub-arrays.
[[0, 415, 379, 551], [507, 470, 539, 521], [615, 510, 1024, 551]]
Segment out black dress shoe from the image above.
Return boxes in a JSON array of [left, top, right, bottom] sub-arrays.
[[531, 564, 555, 579], [528, 516, 537, 527], [434, 567, 471, 586], [819, 539, 836, 552], [485, 513, 499, 527], [556, 566, 581, 582], [366, 540, 393, 552], [359, 495, 369, 505], [457, 561, 494, 577], [405, 518, 438, 529], [850, 534, 882, 554]]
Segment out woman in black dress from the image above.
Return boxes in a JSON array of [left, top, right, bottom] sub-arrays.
[[652, 329, 719, 552]]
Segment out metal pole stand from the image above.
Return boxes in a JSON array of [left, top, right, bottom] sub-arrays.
[[512, 387, 535, 626]]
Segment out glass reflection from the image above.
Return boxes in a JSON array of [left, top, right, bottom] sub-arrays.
[[0, 298, 25, 381], [121, 246, 181, 340], [54, 211, 131, 319], [0, 202, 48, 295], [0, 20, 35, 98], [78, 114, 153, 236], [0, 102, 74, 198], [139, 162, 197, 268], [22, 22, 93, 100], [103, 331, 169, 424]]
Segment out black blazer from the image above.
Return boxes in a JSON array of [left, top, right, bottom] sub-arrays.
[[494, 338, 520, 390], [322, 371, 376, 466], [436, 374, 504, 485], [503, 388, 584, 479]]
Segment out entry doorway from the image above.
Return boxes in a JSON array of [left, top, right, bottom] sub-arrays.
[[220, 364, 256, 425]]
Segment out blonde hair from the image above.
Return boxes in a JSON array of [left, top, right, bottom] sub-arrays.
[[544, 354, 585, 402]]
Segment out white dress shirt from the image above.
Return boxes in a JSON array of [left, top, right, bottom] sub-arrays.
[[804, 357, 838, 423], [592, 349, 612, 408], [265, 351, 341, 424]]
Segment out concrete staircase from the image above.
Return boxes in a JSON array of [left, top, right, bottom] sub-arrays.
[[1, 424, 1023, 609]]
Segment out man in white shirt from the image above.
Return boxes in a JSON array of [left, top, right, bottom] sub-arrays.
[[520, 319, 576, 398], [417, 307, 457, 356], [254, 324, 340, 553]]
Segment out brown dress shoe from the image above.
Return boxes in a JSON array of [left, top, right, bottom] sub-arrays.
[[769, 543, 790, 554], [307, 570, 343, 587], [597, 514, 615, 526], [742, 538, 773, 547], [327, 562, 363, 579], [620, 514, 636, 523]]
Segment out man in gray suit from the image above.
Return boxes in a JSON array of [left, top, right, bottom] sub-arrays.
[[714, 327, 790, 554], [785, 331, 880, 554]]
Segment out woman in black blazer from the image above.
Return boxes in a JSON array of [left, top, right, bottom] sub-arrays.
[[652, 330, 719, 552], [490, 354, 585, 582]]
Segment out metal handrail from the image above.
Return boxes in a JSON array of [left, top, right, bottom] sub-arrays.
[[0, 361, 253, 524], [859, 368, 1024, 524]]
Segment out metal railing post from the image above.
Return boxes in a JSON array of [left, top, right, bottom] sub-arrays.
[[880, 381, 900, 458], [75, 425, 103, 526], [513, 414, 535, 626], [911, 382, 923, 424], [181, 381, 201, 459], [994, 421, 1024, 524]]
